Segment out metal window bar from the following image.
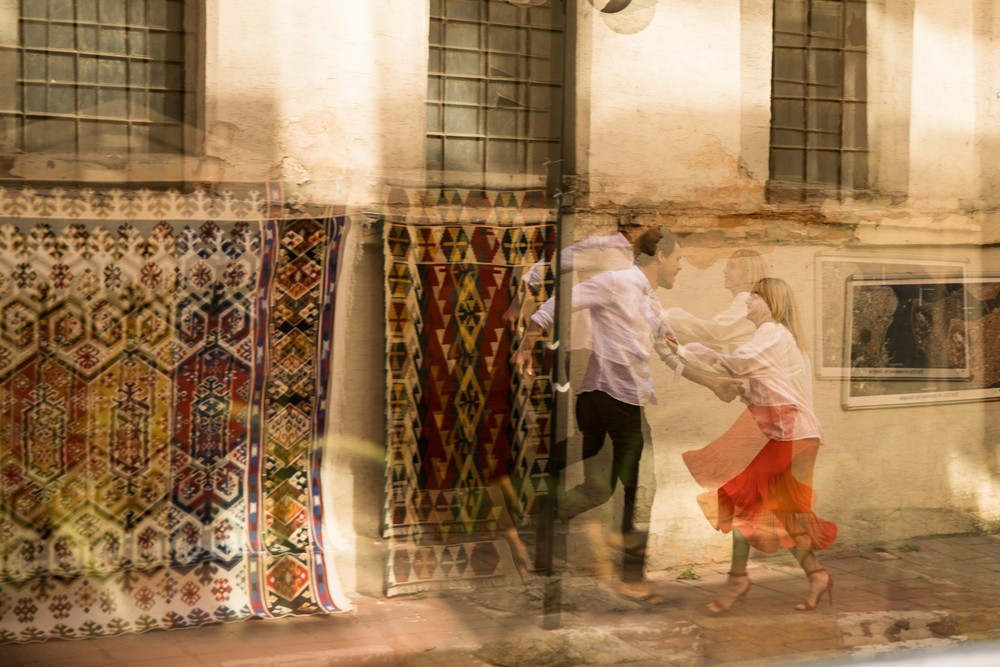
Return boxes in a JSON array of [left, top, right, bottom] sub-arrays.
[[427, 0, 564, 186], [769, 0, 867, 199], [5, 0, 186, 154]]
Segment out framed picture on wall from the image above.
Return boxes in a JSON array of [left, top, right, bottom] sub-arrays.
[[841, 274, 1000, 409], [814, 251, 969, 379]]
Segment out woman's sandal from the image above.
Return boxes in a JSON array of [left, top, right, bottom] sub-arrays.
[[795, 567, 833, 611], [706, 571, 751, 614]]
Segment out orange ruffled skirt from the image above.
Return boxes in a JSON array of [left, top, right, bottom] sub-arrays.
[[684, 410, 836, 553], [717, 438, 837, 552]]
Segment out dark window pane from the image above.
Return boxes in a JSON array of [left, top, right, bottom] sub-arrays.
[[427, 77, 442, 102], [23, 84, 47, 113], [491, 26, 519, 52], [99, 87, 127, 117], [78, 0, 99, 21], [808, 100, 841, 133], [100, 0, 127, 24], [21, 22, 48, 47], [775, 0, 807, 34], [774, 48, 805, 82], [25, 118, 76, 151], [842, 102, 867, 150], [79, 120, 104, 151], [50, 0, 74, 21], [844, 51, 866, 100], [23, 52, 47, 80], [487, 109, 518, 137], [79, 56, 99, 83], [444, 137, 483, 170], [443, 0, 481, 22], [445, 51, 481, 77], [130, 123, 150, 152], [773, 99, 805, 130], [486, 139, 522, 168], [488, 53, 518, 78], [129, 61, 148, 86], [444, 106, 479, 134], [50, 23, 74, 48], [128, 0, 147, 25], [811, 2, 842, 40], [809, 50, 842, 91], [163, 91, 183, 120], [148, 0, 169, 27], [444, 79, 482, 105], [130, 90, 148, 118], [49, 54, 75, 82], [78, 24, 99, 51], [49, 86, 76, 114], [129, 29, 148, 56], [427, 104, 441, 133], [772, 148, 805, 182], [164, 63, 184, 89], [447, 23, 480, 49], [100, 122, 129, 151], [807, 150, 839, 185], [845, 2, 866, 47], [79, 87, 98, 114], [98, 58, 126, 84], [773, 129, 806, 147], [165, 1, 184, 28]]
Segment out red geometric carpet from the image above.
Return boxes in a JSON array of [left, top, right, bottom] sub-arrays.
[[381, 187, 556, 595]]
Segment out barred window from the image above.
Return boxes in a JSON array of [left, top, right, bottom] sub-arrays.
[[769, 0, 867, 201], [0, 0, 189, 155], [427, 0, 565, 186]]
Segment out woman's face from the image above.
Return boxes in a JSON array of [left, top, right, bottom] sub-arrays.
[[723, 259, 744, 294], [745, 289, 774, 326]]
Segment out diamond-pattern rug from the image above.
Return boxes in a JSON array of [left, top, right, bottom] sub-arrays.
[[382, 187, 556, 595], [0, 187, 350, 643]]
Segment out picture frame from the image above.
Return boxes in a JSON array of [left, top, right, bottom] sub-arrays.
[[840, 274, 1000, 409], [814, 251, 969, 379]]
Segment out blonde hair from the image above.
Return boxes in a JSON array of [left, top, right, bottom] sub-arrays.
[[730, 249, 768, 288], [753, 277, 806, 349]]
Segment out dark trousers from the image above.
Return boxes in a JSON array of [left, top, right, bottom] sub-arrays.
[[560, 390, 648, 580]]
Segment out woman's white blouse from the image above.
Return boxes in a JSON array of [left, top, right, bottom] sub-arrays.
[[679, 322, 823, 441]]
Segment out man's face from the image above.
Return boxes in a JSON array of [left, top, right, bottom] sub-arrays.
[[657, 245, 682, 289]]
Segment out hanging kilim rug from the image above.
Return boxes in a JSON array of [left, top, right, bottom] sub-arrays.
[[0, 188, 350, 644], [383, 187, 556, 595]]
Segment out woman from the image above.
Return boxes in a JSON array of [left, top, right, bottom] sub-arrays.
[[674, 277, 837, 613], [666, 249, 768, 351]]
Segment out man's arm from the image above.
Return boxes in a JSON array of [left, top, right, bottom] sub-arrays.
[[660, 337, 742, 402]]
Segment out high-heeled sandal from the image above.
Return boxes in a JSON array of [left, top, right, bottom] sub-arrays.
[[795, 567, 833, 611], [706, 571, 751, 614]]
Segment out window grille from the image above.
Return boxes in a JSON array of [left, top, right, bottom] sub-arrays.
[[427, 0, 565, 186], [1, 0, 188, 154], [769, 0, 867, 201]]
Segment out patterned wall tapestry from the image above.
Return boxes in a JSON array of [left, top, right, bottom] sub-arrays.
[[382, 187, 556, 595], [0, 187, 350, 643]]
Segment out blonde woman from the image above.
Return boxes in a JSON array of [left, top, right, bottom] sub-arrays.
[[672, 277, 837, 613]]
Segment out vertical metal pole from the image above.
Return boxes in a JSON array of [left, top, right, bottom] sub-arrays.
[[539, 0, 575, 630]]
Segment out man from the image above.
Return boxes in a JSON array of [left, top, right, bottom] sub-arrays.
[[517, 228, 739, 600]]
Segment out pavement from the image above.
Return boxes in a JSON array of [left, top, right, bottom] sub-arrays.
[[1, 532, 998, 667]]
